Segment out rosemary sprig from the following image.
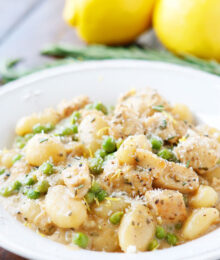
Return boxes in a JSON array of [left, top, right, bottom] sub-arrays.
[[41, 44, 220, 76], [0, 58, 75, 84], [1, 44, 220, 85]]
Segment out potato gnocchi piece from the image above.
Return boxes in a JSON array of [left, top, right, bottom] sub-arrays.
[[172, 103, 194, 124], [25, 134, 66, 166], [174, 131, 220, 173], [91, 222, 120, 252], [62, 160, 91, 198], [116, 135, 151, 165], [143, 112, 187, 142], [109, 104, 144, 139], [136, 149, 199, 193], [145, 189, 187, 223], [118, 88, 171, 117], [189, 185, 218, 208], [20, 199, 54, 235], [9, 161, 30, 181], [206, 167, 220, 182], [57, 95, 90, 118], [196, 125, 220, 143], [0, 150, 17, 168], [118, 204, 155, 252], [78, 111, 108, 154], [16, 108, 60, 136], [64, 141, 88, 156], [182, 208, 219, 240], [100, 158, 153, 196], [92, 197, 129, 219], [45, 185, 87, 229]]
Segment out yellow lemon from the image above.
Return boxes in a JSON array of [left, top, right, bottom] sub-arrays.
[[153, 0, 220, 60], [63, 0, 155, 45]]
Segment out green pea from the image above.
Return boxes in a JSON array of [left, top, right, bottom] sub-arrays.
[[73, 232, 89, 249], [156, 226, 166, 239], [59, 127, 73, 136], [0, 168, 5, 175], [24, 176, 37, 186], [33, 123, 54, 134], [95, 149, 107, 159], [96, 189, 108, 202], [71, 124, 78, 134], [71, 111, 81, 124], [116, 138, 123, 150], [109, 211, 124, 225], [102, 136, 116, 153], [88, 157, 104, 175], [12, 180, 22, 191], [90, 182, 102, 194], [33, 124, 46, 134], [150, 136, 163, 151], [40, 162, 54, 176], [175, 223, 182, 230], [0, 187, 13, 197], [148, 239, 159, 251], [0, 180, 22, 197], [16, 136, 26, 149], [158, 149, 177, 162], [93, 102, 108, 115], [27, 190, 40, 199], [166, 233, 178, 246], [104, 152, 116, 161], [35, 180, 50, 193], [85, 104, 94, 110], [84, 192, 95, 204], [12, 154, 22, 164]]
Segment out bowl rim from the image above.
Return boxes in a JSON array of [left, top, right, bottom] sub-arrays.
[[0, 60, 220, 260]]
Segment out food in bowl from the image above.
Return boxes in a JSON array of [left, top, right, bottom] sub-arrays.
[[0, 88, 219, 253]]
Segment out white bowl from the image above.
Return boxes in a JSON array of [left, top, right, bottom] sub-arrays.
[[0, 60, 219, 260]]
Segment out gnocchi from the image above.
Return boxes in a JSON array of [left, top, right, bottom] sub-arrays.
[[45, 185, 87, 229], [0, 88, 219, 253]]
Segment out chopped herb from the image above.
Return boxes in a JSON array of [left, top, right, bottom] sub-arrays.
[[159, 119, 167, 129], [175, 223, 182, 230], [12, 154, 22, 164], [166, 136, 176, 141], [75, 184, 84, 190], [39, 138, 48, 143], [186, 160, 190, 168], [152, 105, 164, 112]]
